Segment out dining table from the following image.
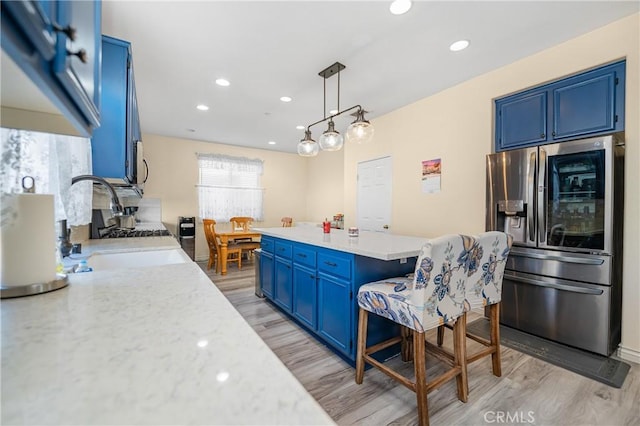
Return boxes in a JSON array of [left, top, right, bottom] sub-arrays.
[[217, 230, 262, 275]]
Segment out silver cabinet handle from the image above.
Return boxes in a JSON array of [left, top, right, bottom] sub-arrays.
[[510, 249, 605, 265], [505, 272, 603, 295]]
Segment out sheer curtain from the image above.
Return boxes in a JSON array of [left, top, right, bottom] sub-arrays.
[[0, 128, 93, 226], [196, 153, 264, 221]]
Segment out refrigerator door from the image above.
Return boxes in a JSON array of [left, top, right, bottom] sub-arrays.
[[538, 135, 615, 254], [486, 147, 537, 246]]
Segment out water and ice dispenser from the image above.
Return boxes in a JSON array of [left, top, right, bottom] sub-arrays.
[[496, 199, 528, 244]]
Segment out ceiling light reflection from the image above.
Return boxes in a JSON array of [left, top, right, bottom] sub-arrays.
[[216, 371, 230, 382], [450, 40, 470, 52], [390, 0, 412, 15], [215, 78, 230, 86]]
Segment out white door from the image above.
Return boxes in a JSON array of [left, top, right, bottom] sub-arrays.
[[357, 156, 392, 232]]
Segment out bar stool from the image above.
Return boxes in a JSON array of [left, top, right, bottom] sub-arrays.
[[355, 234, 473, 426], [437, 231, 512, 377]]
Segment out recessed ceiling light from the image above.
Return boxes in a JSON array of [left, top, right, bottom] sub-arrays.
[[196, 104, 209, 111], [268, 141, 276, 145], [296, 125, 305, 130], [449, 39, 470, 52], [280, 96, 292, 102], [215, 78, 230, 87], [390, 0, 412, 15]]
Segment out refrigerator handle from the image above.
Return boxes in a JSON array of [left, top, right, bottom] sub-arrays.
[[538, 148, 547, 244], [504, 271, 604, 295], [527, 152, 536, 243]]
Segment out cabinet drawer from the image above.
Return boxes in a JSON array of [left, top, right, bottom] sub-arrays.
[[293, 245, 316, 268], [318, 252, 351, 280], [261, 237, 274, 253], [275, 241, 292, 259]]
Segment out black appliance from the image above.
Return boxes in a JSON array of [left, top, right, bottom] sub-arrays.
[[178, 216, 196, 260]]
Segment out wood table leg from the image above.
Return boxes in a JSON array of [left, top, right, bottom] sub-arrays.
[[220, 235, 229, 275]]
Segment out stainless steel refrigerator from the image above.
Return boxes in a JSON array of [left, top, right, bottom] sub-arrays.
[[486, 133, 625, 356]]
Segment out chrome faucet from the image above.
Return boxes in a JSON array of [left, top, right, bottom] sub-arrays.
[[71, 174, 124, 214]]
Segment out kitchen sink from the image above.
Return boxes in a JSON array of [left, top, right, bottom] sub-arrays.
[[87, 249, 191, 271]]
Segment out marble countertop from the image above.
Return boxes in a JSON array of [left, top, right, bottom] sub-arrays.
[[255, 227, 427, 261], [1, 239, 334, 425]]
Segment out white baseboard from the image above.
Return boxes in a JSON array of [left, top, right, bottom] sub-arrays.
[[617, 345, 640, 365]]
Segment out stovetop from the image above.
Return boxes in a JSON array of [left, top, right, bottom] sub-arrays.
[[103, 229, 172, 238]]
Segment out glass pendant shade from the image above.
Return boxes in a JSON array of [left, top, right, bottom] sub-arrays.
[[346, 110, 375, 144], [297, 130, 319, 157], [318, 120, 344, 151]]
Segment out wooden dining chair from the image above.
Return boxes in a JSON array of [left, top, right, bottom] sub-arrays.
[[355, 234, 471, 426], [229, 216, 254, 232], [203, 219, 243, 272], [281, 217, 293, 227], [436, 231, 512, 379], [229, 216, 259, 259]]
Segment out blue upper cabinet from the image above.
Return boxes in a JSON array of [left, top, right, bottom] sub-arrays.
[[91, 35, 142, 184], [1, 0, 101, 136], [495, 60, 625, 151], [496, 91, 548, 149]]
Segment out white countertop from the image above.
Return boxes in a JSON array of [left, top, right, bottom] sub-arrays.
[[1, 238, 334, 425], [255, 227, 427, 261]]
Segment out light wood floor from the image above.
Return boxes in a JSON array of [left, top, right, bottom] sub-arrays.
[[199, 260, 640, 426]]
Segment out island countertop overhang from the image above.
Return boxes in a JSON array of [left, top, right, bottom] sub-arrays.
[[254, 227, 426, 261]]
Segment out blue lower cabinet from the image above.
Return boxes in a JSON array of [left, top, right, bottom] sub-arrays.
[[260, 250, 274, 299], [317, 273, 352, 356], [260, 236, 416, 364], [274, 257, 293, 312], [292, 264, 316, 330]]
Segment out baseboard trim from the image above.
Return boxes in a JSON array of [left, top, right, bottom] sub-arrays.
[[617, 345, 640, 365]]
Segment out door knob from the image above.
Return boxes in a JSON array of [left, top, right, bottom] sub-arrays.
[[383, 225, 389, 229]]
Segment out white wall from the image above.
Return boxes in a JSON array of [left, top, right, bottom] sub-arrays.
[[142, 134, 309, 260], [342, 13, 639, 361]]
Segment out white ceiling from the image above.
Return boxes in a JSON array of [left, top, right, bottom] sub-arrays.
[[101, 1, 638, 154]]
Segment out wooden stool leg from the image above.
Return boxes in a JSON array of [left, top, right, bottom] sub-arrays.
[[413, 329, 429, 426], [490, 303, 502, 377], [401, 326, 414, 362], [436, 325, 445, 347], [453, 313, 469, 402], [355, 308, 368, 384]]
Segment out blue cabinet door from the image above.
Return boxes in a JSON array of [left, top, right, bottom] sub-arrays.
[[552, 63, 623, 140], [53, 0, 101, 128], [317, 272, 351, 356], [91, 36, 127, 179], [1, 0, 102, 136], [274, 257, 293, 312], [292, 263, 316, 330], [260, 250, 274, 299], [2, 0, 56, 60], [496, 91, 547, 150]]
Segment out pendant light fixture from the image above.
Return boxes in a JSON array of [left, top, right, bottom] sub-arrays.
[[297, 62, 374, 157]]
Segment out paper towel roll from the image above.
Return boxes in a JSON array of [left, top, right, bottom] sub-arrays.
[[1, 193, 57, 287]]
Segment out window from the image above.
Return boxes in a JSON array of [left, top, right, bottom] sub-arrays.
[[197, 153, 264, 222], [1, 128, 93, 226]]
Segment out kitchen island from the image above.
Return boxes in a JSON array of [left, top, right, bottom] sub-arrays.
[[1, 236, 333, 425], [255, 227, 426, 363]]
